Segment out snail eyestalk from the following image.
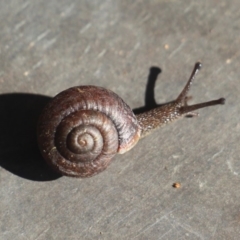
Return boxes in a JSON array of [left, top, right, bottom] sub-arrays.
[[176, 62, 225, 114], [179, 98, 225, 115], [176, 62, 202, 103], [137, 62, 225, 138]]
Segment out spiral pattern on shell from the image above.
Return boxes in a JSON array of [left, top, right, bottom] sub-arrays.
[[37, 86, 141, 177]]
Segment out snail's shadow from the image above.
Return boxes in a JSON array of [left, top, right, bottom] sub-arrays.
[[0, 93, 61, 181], [133, 66, 162, 114], [0, 67, 162, 181]]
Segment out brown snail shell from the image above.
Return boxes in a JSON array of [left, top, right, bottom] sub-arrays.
[[37, 86, 141, 177]]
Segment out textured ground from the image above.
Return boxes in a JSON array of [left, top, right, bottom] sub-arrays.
[[0, 0, 239, 239]]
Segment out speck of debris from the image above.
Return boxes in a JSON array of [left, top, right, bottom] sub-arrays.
[[164, 44, 169, 50], [172, 182, 181, 188]]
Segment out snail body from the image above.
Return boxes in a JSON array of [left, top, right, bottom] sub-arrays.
[[37, 63, 225, 177]]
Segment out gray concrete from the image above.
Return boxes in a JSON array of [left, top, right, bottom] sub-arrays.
[[0, 0, 239, 239]]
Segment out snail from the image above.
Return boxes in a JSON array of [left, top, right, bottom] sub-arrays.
[[37, 62, 225, 177]]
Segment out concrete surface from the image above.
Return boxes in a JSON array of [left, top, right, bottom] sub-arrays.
[[0, 0, 239, 239]]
